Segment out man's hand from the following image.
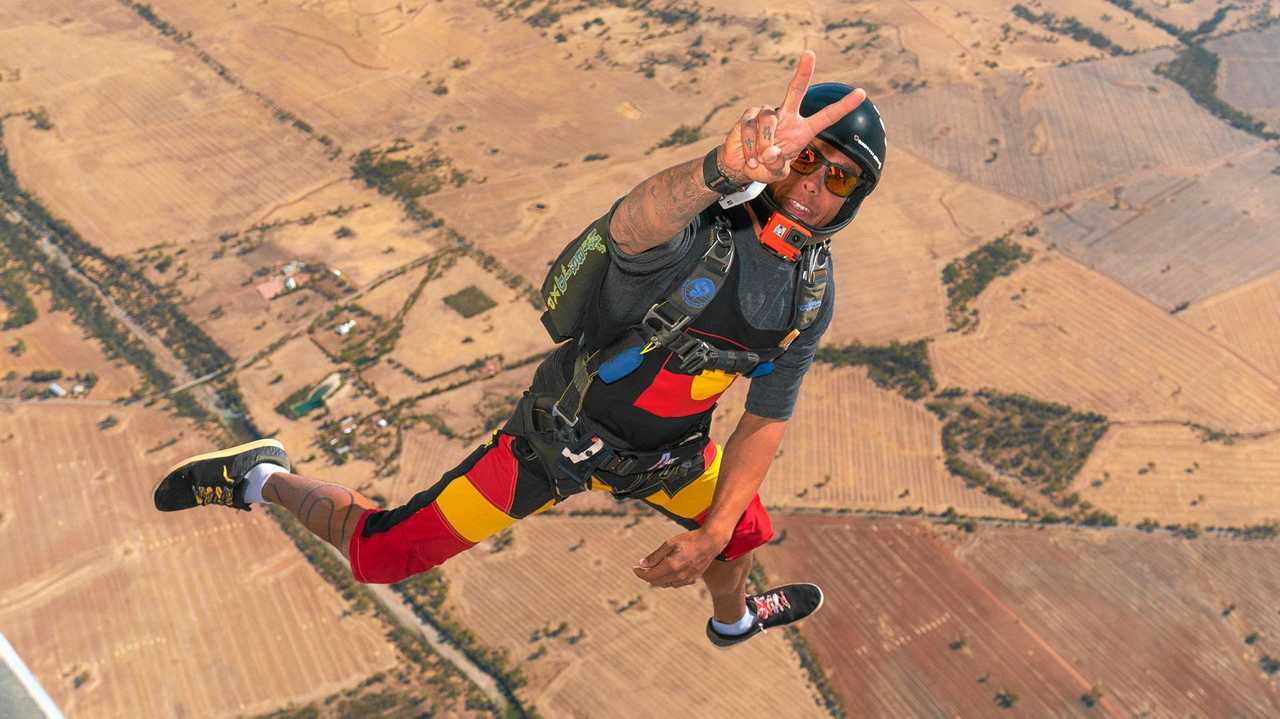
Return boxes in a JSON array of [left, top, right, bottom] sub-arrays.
[[719, 50, 866, 185], [632, 529, 728, 588]]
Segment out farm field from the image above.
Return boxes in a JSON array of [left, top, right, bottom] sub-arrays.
[[1039, 145, 1280, 310], [0, 289, 138, 399], [1127, 0, 1277, 37], [959, 519, 1280, 717], [0, 403, 396, 718], [712, 365, 1025, 519], [1072, 422, 1280, 526], [929, 250, 1280, 432], [0, 1, 342, 256], [1181, 269, 1280, 384], [441, 514, 826, 718], [387, 255, 547, 381], [822, 148, 1035, 346], [1208, 22, 1280, 128], [757, 517, 1097, 717], [414, 362, 537, 443], [759, 516, 1280, 718], [881, 50, 1261, 206]]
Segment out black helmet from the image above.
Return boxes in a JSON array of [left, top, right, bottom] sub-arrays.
[[755, 82, 886, 237]]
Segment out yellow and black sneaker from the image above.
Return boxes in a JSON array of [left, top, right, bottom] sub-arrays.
[[705, 583, 825, 649], [153, 438, 290, 512]]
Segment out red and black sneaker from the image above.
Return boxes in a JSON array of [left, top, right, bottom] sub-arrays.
[[153, 438, 290, 512], [705, 583, 825, 648]]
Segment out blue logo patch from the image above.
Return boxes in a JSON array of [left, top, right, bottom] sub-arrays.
[[799, 299, 822, 312], [681, 277, 716, 309]]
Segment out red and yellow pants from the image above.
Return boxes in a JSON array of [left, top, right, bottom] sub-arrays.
[[348, 432, 773, 584]]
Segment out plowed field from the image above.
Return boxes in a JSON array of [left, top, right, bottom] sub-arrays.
[[0, 1, 340, 255], [759, 516, 1280, 718], [930, 251, 1280, 432], [1073, 422, 1280, 526], [882, 50, 1260, 206], [0, 404, 395, 718], [1209, 23, 1280, 128], [1040, 146, 1280, 310], [442, 514, 826, 718], [1182, 268, 1280, 384]]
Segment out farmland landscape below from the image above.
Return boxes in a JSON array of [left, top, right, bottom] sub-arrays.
[[2, 0, 1279, 716]]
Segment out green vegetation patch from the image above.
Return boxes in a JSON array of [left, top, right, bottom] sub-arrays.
[[942, 235, 1034, 332], [1154, 44, 1279, 141], [1012, 5, 1130, 56], [0, 268, 37, 328], [443, 285, 497, 318], [353, 140, 468, 203], [815, 339, 936, 400], [927, 388, 1112, 521]]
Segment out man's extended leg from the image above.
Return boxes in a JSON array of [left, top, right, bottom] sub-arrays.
[[260, 471, 378, 557], [154, 433, 560, 584]]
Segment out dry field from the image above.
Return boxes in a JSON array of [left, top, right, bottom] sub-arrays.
[[930, 250, 1280, 432], [712, 365, 1026, 519], [387, 255, 548, 381], [0, 403, 396, 718], [1209, 22, 1280, 128], [1039, 145, 1280, 310], [0, 288, 138, 399], [0, 1, 342, 256], [881, 49, 1261, 206], [760, 516, 1280, 718], [414, 362, 537, 442], [822, 147, 1036, 346], [757, 517, 1098, 717], [1072, 422, 1280, 526], [1127, 0, 1277, 36], [247, 183, 444, 288], [958, 520, 1280, 717], [441, 514, 826, 718], [379, 423, 478, 507], [1182, 268, 1280, 384]]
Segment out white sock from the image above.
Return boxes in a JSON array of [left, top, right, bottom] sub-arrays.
[[243, 463, 287, 504], [711, 607, 755, 636]]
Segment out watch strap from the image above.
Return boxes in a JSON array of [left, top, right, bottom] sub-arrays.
[[702, 148, 747, 195]]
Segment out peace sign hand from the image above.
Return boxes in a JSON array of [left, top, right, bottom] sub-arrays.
[[718, 50, 866, 185]]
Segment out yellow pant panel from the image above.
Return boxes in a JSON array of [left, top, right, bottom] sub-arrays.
[[436, 475, 517, 543], [639, 443, 722, 519]]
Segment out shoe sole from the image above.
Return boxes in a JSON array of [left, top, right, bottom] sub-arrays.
[[153, 438, 286, 497]]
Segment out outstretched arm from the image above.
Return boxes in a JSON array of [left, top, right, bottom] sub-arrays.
[[609, 50, 866, 256]]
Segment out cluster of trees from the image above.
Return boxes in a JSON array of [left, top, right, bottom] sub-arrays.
[[930, 388, 1112, 521], [941, 236, 1034, 332], [1155, 45, 1278, 141], [0, 268, 36, 328], [1012, 5, 1131, 56], [816, 339, 937, 399]]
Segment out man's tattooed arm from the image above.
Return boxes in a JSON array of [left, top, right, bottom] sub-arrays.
[[609, 153, 721, 256]]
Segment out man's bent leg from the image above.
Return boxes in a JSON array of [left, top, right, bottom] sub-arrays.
[[346, 432, 558, 584], [702, 551, 751, 623], [261, 472, 377, 558]]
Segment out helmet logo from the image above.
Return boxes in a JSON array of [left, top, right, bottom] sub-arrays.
[[852, 134, 882, 170]]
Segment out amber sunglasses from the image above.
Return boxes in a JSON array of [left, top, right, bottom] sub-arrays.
[[790, 144, 866, 197]]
